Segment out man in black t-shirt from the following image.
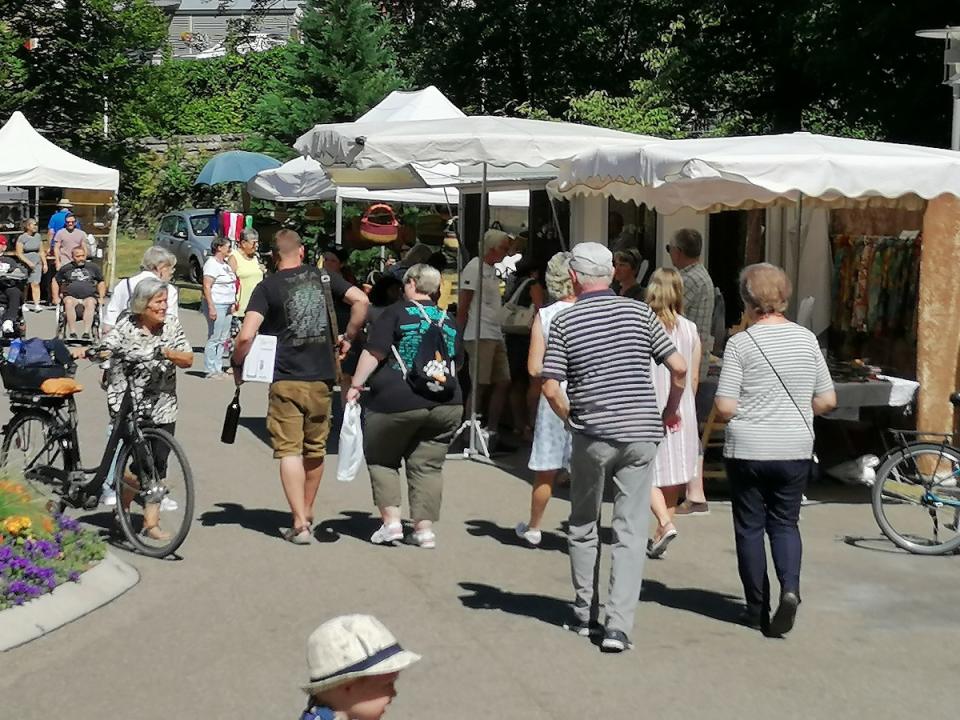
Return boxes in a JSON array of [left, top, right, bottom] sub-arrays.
[[52, 246, 105, 339], [232, 229, 369, 544]]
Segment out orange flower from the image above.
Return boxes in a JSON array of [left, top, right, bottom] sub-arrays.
[[42, 516, 54, 534]]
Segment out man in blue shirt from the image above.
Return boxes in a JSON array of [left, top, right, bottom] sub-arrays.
[[47, 198, 80, 249]]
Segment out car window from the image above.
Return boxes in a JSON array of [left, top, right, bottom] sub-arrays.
[[190, 214, 216, 237], [159, 216, 176, 234], [176, 217, 188, 236]]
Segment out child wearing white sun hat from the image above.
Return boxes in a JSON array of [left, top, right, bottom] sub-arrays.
[[299, 614, 421, 720]]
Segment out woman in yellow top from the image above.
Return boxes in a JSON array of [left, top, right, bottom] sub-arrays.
[[227, 228, 265, 316]]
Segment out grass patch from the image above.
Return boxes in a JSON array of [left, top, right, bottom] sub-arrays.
[[115, 231, 201, 306]]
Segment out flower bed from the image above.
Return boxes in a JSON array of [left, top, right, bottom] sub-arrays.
[[0, 479, 106, 610]]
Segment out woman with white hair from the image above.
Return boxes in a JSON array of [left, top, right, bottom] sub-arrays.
[[227, 227, 264, 317], [92, 277, 193, 540], [515, 252, 576, 546], [102, 245, 179, 334], [347, 263, 463, 549]]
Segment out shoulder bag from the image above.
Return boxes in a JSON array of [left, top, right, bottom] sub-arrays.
[[499, 277, 536, 334]]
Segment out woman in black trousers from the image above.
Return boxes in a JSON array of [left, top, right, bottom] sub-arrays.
[[713, 263, 837, 636]]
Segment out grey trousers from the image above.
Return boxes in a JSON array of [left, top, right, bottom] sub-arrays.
[[364, 405, 462, 522], [568, 432, 658, 634]]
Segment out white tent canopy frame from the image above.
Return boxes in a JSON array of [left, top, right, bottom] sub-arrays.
[[0, 111, 121, 285], [549, 132, 960, 328], [296, 115, 659, 460]]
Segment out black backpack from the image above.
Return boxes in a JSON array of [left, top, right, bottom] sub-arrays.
[[391, 301, 456, 402]]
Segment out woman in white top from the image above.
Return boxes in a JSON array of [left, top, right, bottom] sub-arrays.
[[515, 252, 575, 546], [201, 237, 238, 378], [644, 268, 701, 558]]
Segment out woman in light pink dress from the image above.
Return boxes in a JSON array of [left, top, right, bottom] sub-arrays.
[[646, 268, 701, 558]]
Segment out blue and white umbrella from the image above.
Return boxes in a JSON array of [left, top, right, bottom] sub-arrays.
[[195, 150, 282, 186]]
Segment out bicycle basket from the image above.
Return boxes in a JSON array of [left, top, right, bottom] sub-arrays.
[[1, 338, 75, 391]]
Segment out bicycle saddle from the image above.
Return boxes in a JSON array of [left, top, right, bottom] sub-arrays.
[[950, 392, 960, 406]]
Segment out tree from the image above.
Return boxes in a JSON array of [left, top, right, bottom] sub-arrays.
[[254, 0, 405, 143], [0, 0, 166, 157]]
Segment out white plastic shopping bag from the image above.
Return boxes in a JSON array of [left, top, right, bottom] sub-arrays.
[[337, 401, 364, 482]]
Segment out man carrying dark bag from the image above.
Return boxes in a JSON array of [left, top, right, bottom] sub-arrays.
[[232, 229, 368, 545]]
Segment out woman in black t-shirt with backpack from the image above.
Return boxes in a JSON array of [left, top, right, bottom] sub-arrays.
[[346, 263, 463, 550]]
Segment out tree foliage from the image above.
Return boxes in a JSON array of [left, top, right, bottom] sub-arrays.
[[254, 0, 405, 143], [0, 0, 166, 156]]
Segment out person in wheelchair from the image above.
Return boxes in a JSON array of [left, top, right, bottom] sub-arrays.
[[52, 245, 105, 341], [0, 241, 29, 336]]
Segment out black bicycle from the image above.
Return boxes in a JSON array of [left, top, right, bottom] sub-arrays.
[[0, 349, 194, 558]]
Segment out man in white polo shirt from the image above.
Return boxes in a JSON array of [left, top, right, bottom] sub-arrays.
[[457, 229, 512, 445]]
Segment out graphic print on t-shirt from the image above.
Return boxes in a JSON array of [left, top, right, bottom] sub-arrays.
[[394, 305, 456, 370], [283, 271, 328, 347]]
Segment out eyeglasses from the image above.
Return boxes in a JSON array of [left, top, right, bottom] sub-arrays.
[[665, 244, 672, 252]]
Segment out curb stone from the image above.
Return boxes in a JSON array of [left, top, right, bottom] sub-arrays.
[[0, 552, 139, 651]]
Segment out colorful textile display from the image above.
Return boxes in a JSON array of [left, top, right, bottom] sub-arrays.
[[831, 233, 920, 338]]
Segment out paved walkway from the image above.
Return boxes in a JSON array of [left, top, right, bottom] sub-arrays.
[[1, 309, 957, 719]]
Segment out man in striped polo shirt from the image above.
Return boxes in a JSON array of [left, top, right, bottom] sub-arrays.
[[541, 242, 687, 653]]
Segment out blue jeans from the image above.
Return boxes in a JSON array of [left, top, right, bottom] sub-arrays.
[[726, 458, 811, 613], [204, 303, 233, 375]]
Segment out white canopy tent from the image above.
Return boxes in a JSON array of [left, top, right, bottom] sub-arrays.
[[550, 131, 960, 435], [0, 111, 119, 192], [551, 132, 960, 213], [551, 132, 960, 331], [295, 115, 657, 459], [247, 155, 528, 207]]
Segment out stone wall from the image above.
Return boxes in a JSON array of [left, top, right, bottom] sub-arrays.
[[138, 134, 248, 157]]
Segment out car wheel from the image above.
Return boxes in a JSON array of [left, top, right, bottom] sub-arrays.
[[189, 257, 202, 284]]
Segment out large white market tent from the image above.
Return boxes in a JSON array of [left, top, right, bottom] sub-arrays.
[[550, 132, 960, 212], [550, 131, 960, 438], [295, 114, 658, 459], [294, 115, 658, 191], [247, 155, 528, 207], [0, 111, 119, 192]]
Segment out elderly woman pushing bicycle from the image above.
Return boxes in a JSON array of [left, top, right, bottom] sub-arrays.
[[73, 276, 193, 542]]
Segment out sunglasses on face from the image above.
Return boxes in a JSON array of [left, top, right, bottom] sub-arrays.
[[665, 244, 672, 252]]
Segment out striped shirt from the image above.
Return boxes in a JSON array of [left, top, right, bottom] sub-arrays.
[[717, 323, 833, 460], [542, 290, 677, 443]]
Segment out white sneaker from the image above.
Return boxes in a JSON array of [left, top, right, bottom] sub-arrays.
[[515, 522, 542, 546], [2, 320, 13, 333], [370, 522, 403, 545], [160, 497, 178, 512], [406, 528, 436, 549], [101, 489, 117, 507]]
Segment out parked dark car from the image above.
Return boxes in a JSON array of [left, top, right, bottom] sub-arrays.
[[155, 209, 218, 283]]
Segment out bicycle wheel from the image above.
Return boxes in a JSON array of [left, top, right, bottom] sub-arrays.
[[0, 411, 68, 506], [113, 428, 194, 558], [872, 443, 960, 555]]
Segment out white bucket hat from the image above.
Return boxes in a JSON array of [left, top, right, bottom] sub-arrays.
[[302, 615, 421, 694]]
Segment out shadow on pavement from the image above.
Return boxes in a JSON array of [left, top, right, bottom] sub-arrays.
[[841, 535, 909, 554], [237, 416, 272, 448], [316, 510, 381, 544], [457, 581, 570, 627], [639, 579, 743, 625], [198, 502, 286, 539], [464, 519, 568, 553]]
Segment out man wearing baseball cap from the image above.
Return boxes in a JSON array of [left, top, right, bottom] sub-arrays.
[[541, 241, 687, 653]]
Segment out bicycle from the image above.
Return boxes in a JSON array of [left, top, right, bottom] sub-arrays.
[[868, 394, 960, 555], [0, 347, 194, 558]]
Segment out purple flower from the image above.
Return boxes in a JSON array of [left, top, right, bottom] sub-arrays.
[[56, 514, 80, 532], [68, 570, 80, 582]]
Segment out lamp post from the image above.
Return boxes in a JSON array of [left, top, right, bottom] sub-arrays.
[[917, 26, 960, 150]]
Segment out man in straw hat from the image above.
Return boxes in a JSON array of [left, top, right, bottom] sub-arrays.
[[299, 614, 420, 720]]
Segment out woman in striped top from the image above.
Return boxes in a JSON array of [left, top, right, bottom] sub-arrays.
[[715, 263, 836, 637]]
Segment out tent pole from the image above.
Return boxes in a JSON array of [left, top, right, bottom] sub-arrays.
[[549, 195, 568, 251], [467, 163, 490, 458], [335, 193, 344, 248], [107, 198, 119, 289]]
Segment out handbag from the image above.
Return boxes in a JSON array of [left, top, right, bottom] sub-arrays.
[[499, 278, 536, 334], [359, 203, 399, 245]]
